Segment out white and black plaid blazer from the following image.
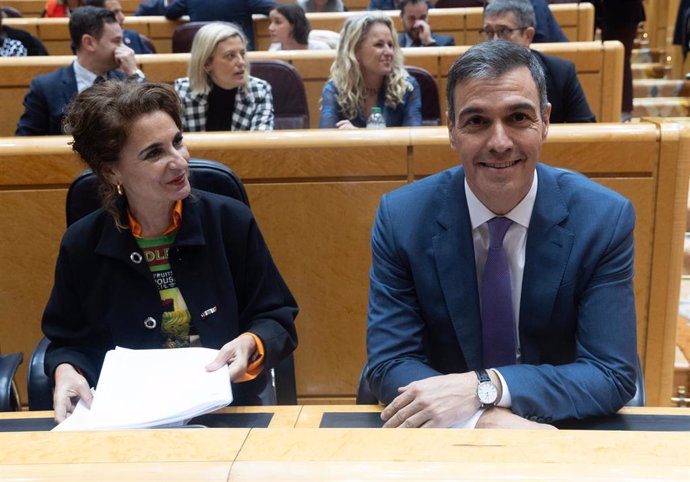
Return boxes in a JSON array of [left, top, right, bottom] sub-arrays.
[[174, 76, 274, 132]]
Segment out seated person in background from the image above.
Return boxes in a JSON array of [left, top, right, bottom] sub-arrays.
[[398, 0, 454, 47], [268, 4, 330, 50], [367, 0, 398, 9], [42, 0, 82, 17], [482, 0, 594, 123], [298, 0, 344, 13], [16, 7, 144, 136], [134, 0, 170, 15], [165, 0, 275, 50], [174, 22, 274, 131], [366, 40, 637, 429], [319, 13, 421, 128], [1, 10, 49, 55], [0, 14, 27, 56], [84, 0, 154, 53], [368, 0, 566, 43], [44, 81, 298, 423], [528, 0, 567, 42]]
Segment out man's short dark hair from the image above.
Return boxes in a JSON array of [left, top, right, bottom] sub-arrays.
[[446, 40, 547, 122], [483, 0, 536, 29], [398, 0, 430, 12], [69, 6, 117, 49]]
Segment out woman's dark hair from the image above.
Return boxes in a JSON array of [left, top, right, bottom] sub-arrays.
[[63, 81, 183, 227], [274, 4, 311, 45]]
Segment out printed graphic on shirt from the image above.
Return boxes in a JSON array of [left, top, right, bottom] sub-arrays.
[[136, 233, 192, 348]]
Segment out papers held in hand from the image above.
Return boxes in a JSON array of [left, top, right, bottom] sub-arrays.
[[54, 346, 232, 431]]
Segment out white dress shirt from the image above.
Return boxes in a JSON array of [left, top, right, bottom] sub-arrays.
[[454, 171, 538, 428]]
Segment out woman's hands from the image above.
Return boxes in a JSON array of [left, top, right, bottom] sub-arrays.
[[205, 334, 258, 381], [336, 120, 357, 129], [53, 363, 93, 423]]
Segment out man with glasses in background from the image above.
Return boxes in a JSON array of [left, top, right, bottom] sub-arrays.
[[481, 0, 595, 123]]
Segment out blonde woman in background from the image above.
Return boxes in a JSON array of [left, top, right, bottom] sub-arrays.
[[174, 22, 274, 131], [318, 13, 421, 128]]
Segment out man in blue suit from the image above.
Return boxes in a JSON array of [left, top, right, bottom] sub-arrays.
[[16, 7, 143, 136], [164, 0, 275, 50], [134, 0, 169, 15], [398, 0, 454, 47], [482, 0, 594, 123], [366, 40, 637, 429]]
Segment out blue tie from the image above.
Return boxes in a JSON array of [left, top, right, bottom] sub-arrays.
[[481, 217, 517, 368]]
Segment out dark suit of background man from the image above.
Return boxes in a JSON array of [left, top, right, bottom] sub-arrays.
[[366, 40, 637, 429], [482, 0, 595, 123], [164, 0, 275, 50], [15, 7, 144, 136], [83, 0, 154, 53], [398, 0, 454, 47], [134, 0, 169, 15]]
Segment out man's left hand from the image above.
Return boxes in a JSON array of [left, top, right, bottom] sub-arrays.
[[381, 372, 479, 428]]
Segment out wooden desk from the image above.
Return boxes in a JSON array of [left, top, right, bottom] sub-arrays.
[[1, 407, 688, 480], [0, 406, 303, 432], [233, 427, 690, 481]]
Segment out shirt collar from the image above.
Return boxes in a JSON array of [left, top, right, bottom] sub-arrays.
[[465, 170, 538, 230], [128, 200, 184, 239], [73, 59, 104, 93]]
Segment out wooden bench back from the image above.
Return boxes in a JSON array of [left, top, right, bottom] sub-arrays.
[[3, 3, 594, 54], [0, 122, 686, 406], [0, 40, 623, 136]]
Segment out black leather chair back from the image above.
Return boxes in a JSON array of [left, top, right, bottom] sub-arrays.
[[405, 65, 441, 126], [1, 6, 23, 17], [31, 159, 298, 409], [251, 60, 310, 130], [27, 338, 51, 410], [0, 352, 23, 411], [66, 159, 250, 226]]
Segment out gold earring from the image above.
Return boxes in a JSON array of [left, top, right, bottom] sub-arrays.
[[116, 184, 123, 196]]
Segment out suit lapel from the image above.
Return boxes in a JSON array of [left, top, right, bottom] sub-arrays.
[[519, 164, 573, 361], [62, 64, 78, 108], [432, 168, 483, 369]]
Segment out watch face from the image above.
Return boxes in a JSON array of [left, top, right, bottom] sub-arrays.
[[477, 381, 498, 405]]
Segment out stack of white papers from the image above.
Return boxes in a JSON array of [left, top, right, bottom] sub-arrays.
[[54, 346, 232, 431]]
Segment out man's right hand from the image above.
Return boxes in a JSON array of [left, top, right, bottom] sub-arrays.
[[114, 44, 138, 76], [53, 363, 93, 423], [413, 19, 434, 46], [380, 372, 480, 428]]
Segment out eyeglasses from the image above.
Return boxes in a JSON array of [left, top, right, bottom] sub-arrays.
[[478, 27, 526, 40]]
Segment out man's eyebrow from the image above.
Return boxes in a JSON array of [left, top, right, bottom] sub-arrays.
[[457, 106, 485, 118], [508, 102, 538, 113]]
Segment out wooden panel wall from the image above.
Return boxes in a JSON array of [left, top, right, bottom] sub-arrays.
[[0, 122, 687, 407]]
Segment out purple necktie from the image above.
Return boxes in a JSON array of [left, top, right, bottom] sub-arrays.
[[481, 217, 517, 368]]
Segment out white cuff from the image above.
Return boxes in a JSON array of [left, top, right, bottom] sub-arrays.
[[492, 368, 512, 408], [450, 408, 485, 429]]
